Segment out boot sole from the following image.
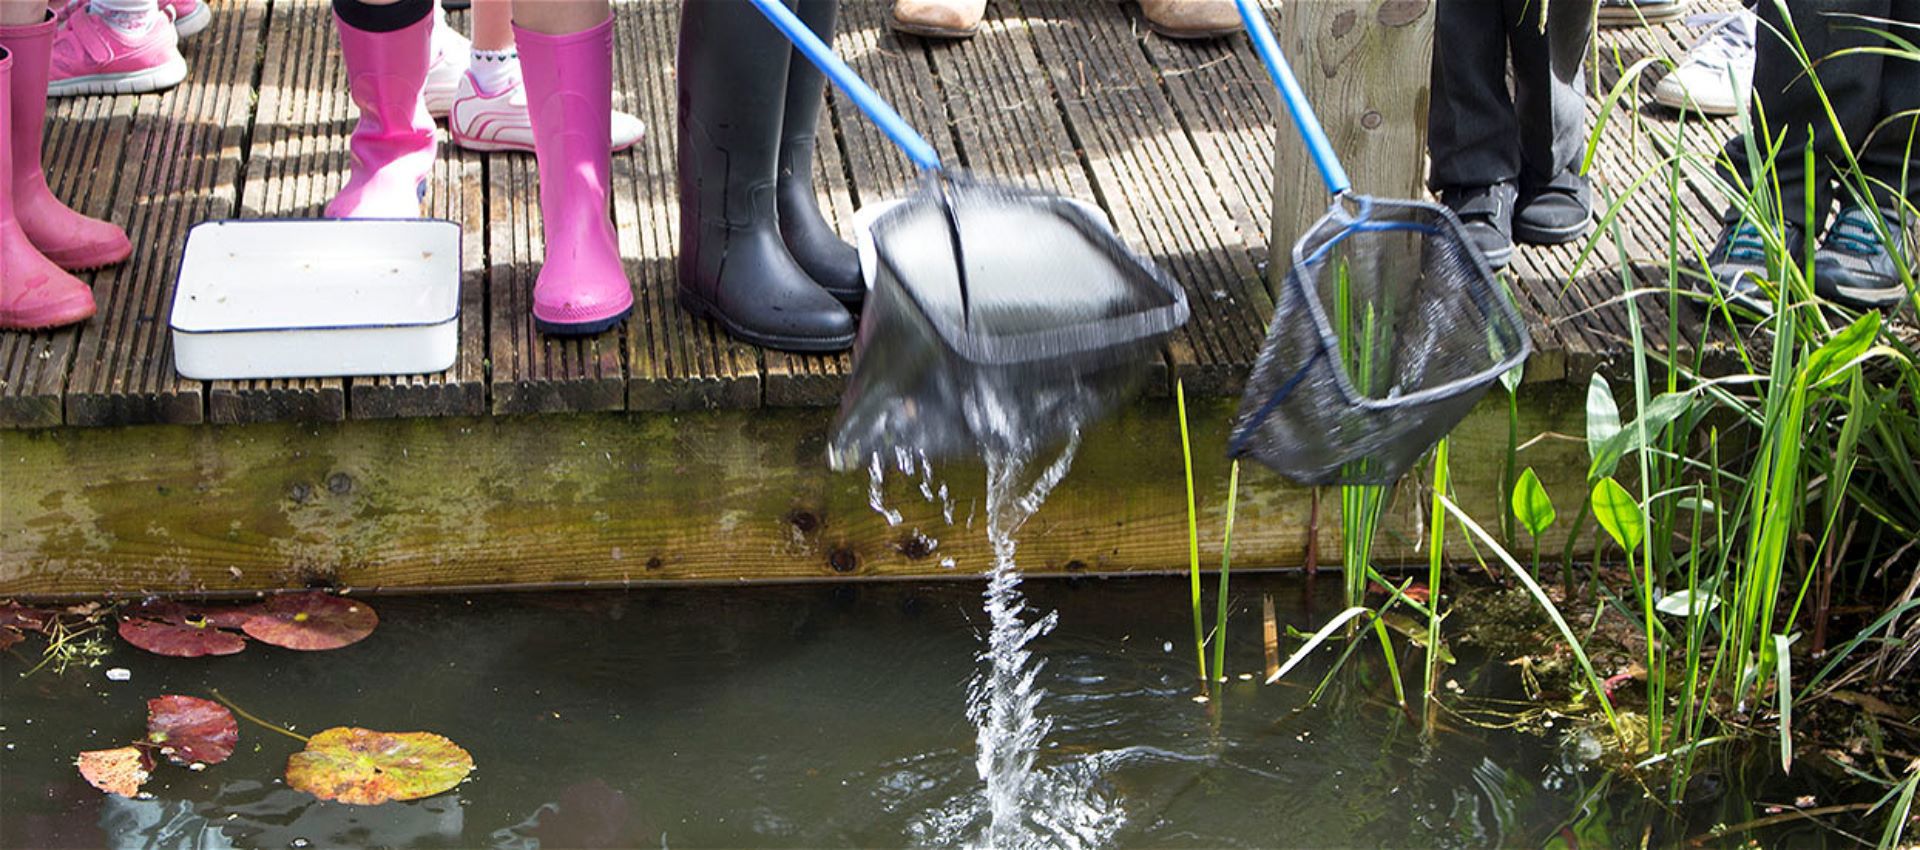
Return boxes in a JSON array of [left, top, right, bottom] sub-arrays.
[[47, 56, 189, 97], [39, 243, 132, 272], [678, 288, 856, 354], [534, 304, 633, 337]]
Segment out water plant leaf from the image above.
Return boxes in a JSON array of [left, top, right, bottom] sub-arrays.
[[1511, 467, 1556, 537], [0, 602, 56, 633], [1589, 392, 1694, 479], [76, 746, 152, 798], [1654, 589, 1720, 618], [1803, 311, 1880, 389], [147, 696, 237, 766], [118, 616, 248, 658], [1590, 477, 1644, 552], [1584, 373, 1620, 465], [285, 727, 473, 805], [1265, 607, 1371, 684], [1775, 633, 1796, 774], [0, 628, 20, 651], [242, 593, 377, 651]]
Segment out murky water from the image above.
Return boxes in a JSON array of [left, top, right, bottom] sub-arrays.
[[1, 576, 1866, 849]]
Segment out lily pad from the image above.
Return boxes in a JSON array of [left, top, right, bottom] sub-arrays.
[[0, 602, 56, 633], [118, 616, 248, 658], [243, 593, 377, 651], [77, 746, 153, 798], [285, 727, 473, 805], [147, 696, 238, 766]]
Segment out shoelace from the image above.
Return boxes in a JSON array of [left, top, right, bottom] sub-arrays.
[[1725, 222, 1769, 263], [1826, 210, 1885, 257], [1682, 12, 1756, 72]]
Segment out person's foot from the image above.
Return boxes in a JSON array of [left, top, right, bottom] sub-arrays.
[[889, 0, 986, 39], [1598, 0, 1688, 27], [1813, 206, 1915, 311], [1515, 169, 1593, 246], [448, 58, 644, 154], [46, 4, 187, 97], [1440, 181, 1516, 270], [423, 6, 470, 119], [159, 0, 210, 39], [1138, 0, 1239, 40], [1652, 12, 1754, 116], [1697, 218, 1803, 319]]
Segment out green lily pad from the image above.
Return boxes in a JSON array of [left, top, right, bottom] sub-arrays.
[[243, 593, 377, 651], [147, 695, 238, 766], [77, 746, 153, 798], [285, 727, 473, 805]]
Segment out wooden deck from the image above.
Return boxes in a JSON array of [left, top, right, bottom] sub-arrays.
[[0, 0, 1763, 597], [0, 0, 1745, 429]]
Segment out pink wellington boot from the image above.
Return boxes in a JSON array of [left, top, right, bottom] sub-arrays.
[[1, 47, 96, 330], [325, 11, 436, 219], [515, 18, 632, 335], [0, 14, 132, 270]]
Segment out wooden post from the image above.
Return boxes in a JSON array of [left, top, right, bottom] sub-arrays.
[[1267, 0, 1434, 300]]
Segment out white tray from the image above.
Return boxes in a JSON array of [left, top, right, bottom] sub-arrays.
[[170, 219, 462, 381]]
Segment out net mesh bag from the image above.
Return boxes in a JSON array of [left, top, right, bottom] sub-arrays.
[[827, 181, 1189, 470], [1228, 195, 1531, 486]]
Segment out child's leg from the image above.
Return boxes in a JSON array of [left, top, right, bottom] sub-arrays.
[[1426, 0, 1518, 195], [1508, 0, 1593, 245]]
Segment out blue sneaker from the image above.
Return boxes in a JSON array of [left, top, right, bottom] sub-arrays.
[[1814, 206, 1915, 311], [1696, 219, 1804, 319]]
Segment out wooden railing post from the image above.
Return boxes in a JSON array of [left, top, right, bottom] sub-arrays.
[[1267, 0, 1434, 300]]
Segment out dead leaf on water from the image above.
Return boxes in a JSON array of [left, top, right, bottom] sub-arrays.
[[76, 746, 152, 798]]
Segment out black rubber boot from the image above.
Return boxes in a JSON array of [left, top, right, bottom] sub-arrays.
[[777, 0, 863, 309], [677, 0, 855, 353]]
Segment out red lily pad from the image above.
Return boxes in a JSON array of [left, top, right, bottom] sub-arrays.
[[77, 746, 153, 798], [147, 696, 237, 766], [118, 616, 248, 658], [122, 600, 261, 631], [0, 627, 21, 651], [242, 593, 377, 651], [0, 602, 56, 633], [285, 727, 473, 805]]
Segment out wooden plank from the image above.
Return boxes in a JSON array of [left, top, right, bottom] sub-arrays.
[[0, 381, 1596, 597], [616, 0, 762, 412], [485, 148, 626, 414], [0, 93, 137, 428], [1018, 0, 1274, 397], [63, 0, 268, 426]]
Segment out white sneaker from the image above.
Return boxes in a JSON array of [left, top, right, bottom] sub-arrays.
[[1653, 12, 1756, 116], [423, 6, 470, 119], [447, 62, 645, 154]]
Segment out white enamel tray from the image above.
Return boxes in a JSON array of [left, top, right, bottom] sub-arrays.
[[170, 219, 462, 381]]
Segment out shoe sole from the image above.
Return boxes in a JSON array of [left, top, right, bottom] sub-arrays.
[[678, 287, 856, 353], [47, 56, 188, 97], [1597, 5, 1687, 26], [448, 130, 644, 156], [1651, 85, 1739, 117], [1513, 217, 1593, 246], [1818, 281, 1911, 311], [533, 304, 633, 337], [172, 3, 211, 39], [1145, 21, 1242, 40], [1480, 243, 1513, 270], [890, 17, 979, 39]]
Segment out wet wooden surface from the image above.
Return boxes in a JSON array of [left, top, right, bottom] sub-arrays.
[[1, 0, 1742, 429]]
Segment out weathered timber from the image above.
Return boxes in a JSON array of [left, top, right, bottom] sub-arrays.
[[1, 381, 1593, 598], [1267, 0, 1435, 303]]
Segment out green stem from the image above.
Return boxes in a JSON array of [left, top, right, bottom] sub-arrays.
[[210, 688, 310, 744]]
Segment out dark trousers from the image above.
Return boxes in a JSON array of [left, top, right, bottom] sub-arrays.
[[1721, 0, 1920, 229], [1427, 0, 1595, 195]]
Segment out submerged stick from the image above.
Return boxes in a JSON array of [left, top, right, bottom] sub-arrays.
[[209, 688, 310, 744]]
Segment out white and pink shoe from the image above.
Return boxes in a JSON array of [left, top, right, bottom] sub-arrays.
[[47, 4, 186, 96], [57, 0, 212, 40], [447, 57, 643, 154], [423, 6, 469, 119]]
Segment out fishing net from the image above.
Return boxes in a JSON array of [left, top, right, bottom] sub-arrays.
[[1228, 195, 1531, 486], [827, 181, 1189, 471]]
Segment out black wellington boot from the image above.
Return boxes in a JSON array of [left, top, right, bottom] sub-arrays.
[[677, 0, 856, 353], [778, 0, 864, 309]]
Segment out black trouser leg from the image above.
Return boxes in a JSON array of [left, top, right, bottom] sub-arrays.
[[1427, 0, 1517, 191], [1509, 0, 1593, 193], [1854, 0, 1919, 218]]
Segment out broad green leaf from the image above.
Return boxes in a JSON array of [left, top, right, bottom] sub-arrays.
[[1591, 392, 1694, 479], [1803, 311, 1881, 389], [1511, 467, 1557, 537], [1585, 373, 1620, 466], [286, 727, 474, 805], [1590, 478, 1644, 552]]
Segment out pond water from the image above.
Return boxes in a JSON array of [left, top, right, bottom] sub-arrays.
[[0, 576, 1864, 849]]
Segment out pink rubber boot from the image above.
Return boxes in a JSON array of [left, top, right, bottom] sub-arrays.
[[325, 11, 436, 219], [1, 47, 95, 330], [516, 18, 632, 335], [0, 14, 132, 271]]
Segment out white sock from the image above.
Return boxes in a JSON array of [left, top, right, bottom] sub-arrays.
[[468, 48, 520, 95], [89, 0, 159, 30]]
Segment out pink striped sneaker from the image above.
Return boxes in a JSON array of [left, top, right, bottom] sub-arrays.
[[47, 4, 186, 96], [448, 63, 644, 154]]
